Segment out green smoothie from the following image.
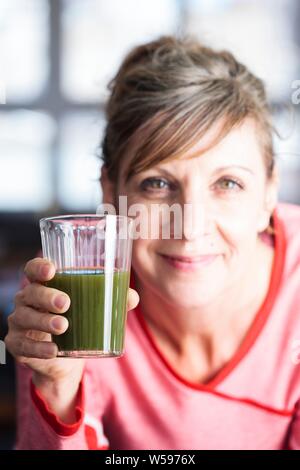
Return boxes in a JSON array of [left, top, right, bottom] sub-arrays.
[[47, 269, 130, 356]]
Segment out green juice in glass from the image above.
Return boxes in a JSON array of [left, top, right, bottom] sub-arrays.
[[47, 269, 130, 356]]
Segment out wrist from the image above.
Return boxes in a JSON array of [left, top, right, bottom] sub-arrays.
[[32, 371, 77, 392], [32, 372, 82, 424]]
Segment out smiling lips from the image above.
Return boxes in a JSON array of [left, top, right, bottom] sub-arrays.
[[159, 253, 219, 271]]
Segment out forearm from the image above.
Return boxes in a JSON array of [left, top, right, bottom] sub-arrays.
[[16, 363, 108, 450], [32, 371, 82, 424], [16, 363, 86, 450]]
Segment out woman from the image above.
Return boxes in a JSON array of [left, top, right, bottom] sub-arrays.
[[5, 36, 300, 450]]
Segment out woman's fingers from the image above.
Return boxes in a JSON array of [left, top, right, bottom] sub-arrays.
[[15, 283, 70, 314], [24, 259, 137, 314], [7, 257, 139, 363], [5, 332, 58, 359], [24, 258, 56, 283], [127, 288, 140, 311], [10, 306, 69, 335]]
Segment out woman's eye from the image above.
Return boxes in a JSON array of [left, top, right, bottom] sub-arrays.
[[216, 177, 244, 191], [140, 177, 173, 191]]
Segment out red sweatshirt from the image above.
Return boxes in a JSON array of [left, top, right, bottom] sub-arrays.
[[16, 203, 300, 450]]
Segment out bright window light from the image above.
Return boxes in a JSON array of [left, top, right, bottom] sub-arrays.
[[61, 0, 179, 102], [58, 112, 104, 210], [186, 0, 298, 102], [0, 0, 49, 102], [0, 111, 55, 210]]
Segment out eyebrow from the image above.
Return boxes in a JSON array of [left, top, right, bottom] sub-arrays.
[[212, 165, 254, 175], [143, 165, 255, 178]]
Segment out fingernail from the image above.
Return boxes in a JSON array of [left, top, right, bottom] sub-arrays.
[[51, 316, 68, 332], [40, 264, 50, 278], [54, 295, 68, 309]]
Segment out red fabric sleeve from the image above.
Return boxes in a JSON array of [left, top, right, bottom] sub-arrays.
[[30, 379, 84, 436]]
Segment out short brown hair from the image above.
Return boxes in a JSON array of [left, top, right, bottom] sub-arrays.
[[101, 36, 275, 184]]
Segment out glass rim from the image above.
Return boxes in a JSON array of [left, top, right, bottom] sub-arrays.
[[40, 214, 133, 224]]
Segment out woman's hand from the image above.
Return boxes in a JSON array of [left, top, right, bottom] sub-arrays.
[[5, 257, 139, 422]]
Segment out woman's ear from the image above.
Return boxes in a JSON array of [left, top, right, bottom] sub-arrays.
[[100, 165, 116, 206], [257, 166, 280, 232]]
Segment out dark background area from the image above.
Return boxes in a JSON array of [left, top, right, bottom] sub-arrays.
[[0, 214, 40, 449]]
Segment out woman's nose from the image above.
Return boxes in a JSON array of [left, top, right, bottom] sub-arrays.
[[182, 200, 208, 240]]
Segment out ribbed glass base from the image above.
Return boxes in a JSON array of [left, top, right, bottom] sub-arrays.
[[57, 350, 124, 358]]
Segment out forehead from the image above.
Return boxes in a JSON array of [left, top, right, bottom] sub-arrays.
[[119, 118, 264, 183], [155, 119, 264, 175]]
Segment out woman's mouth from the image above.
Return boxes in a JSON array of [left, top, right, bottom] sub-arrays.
[[158, 253, 219, 272]]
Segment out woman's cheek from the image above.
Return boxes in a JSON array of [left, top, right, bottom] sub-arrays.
[[131, 239, 157, 279], [212, 204, 259, 258]]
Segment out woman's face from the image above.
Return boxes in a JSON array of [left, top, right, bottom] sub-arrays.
[[102, 119, 278, 309]]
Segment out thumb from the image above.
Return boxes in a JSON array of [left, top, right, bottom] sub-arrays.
[[127, 288, 139, 311]]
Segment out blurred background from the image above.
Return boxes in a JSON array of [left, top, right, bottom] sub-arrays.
[[0, 0, 299, 450]]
